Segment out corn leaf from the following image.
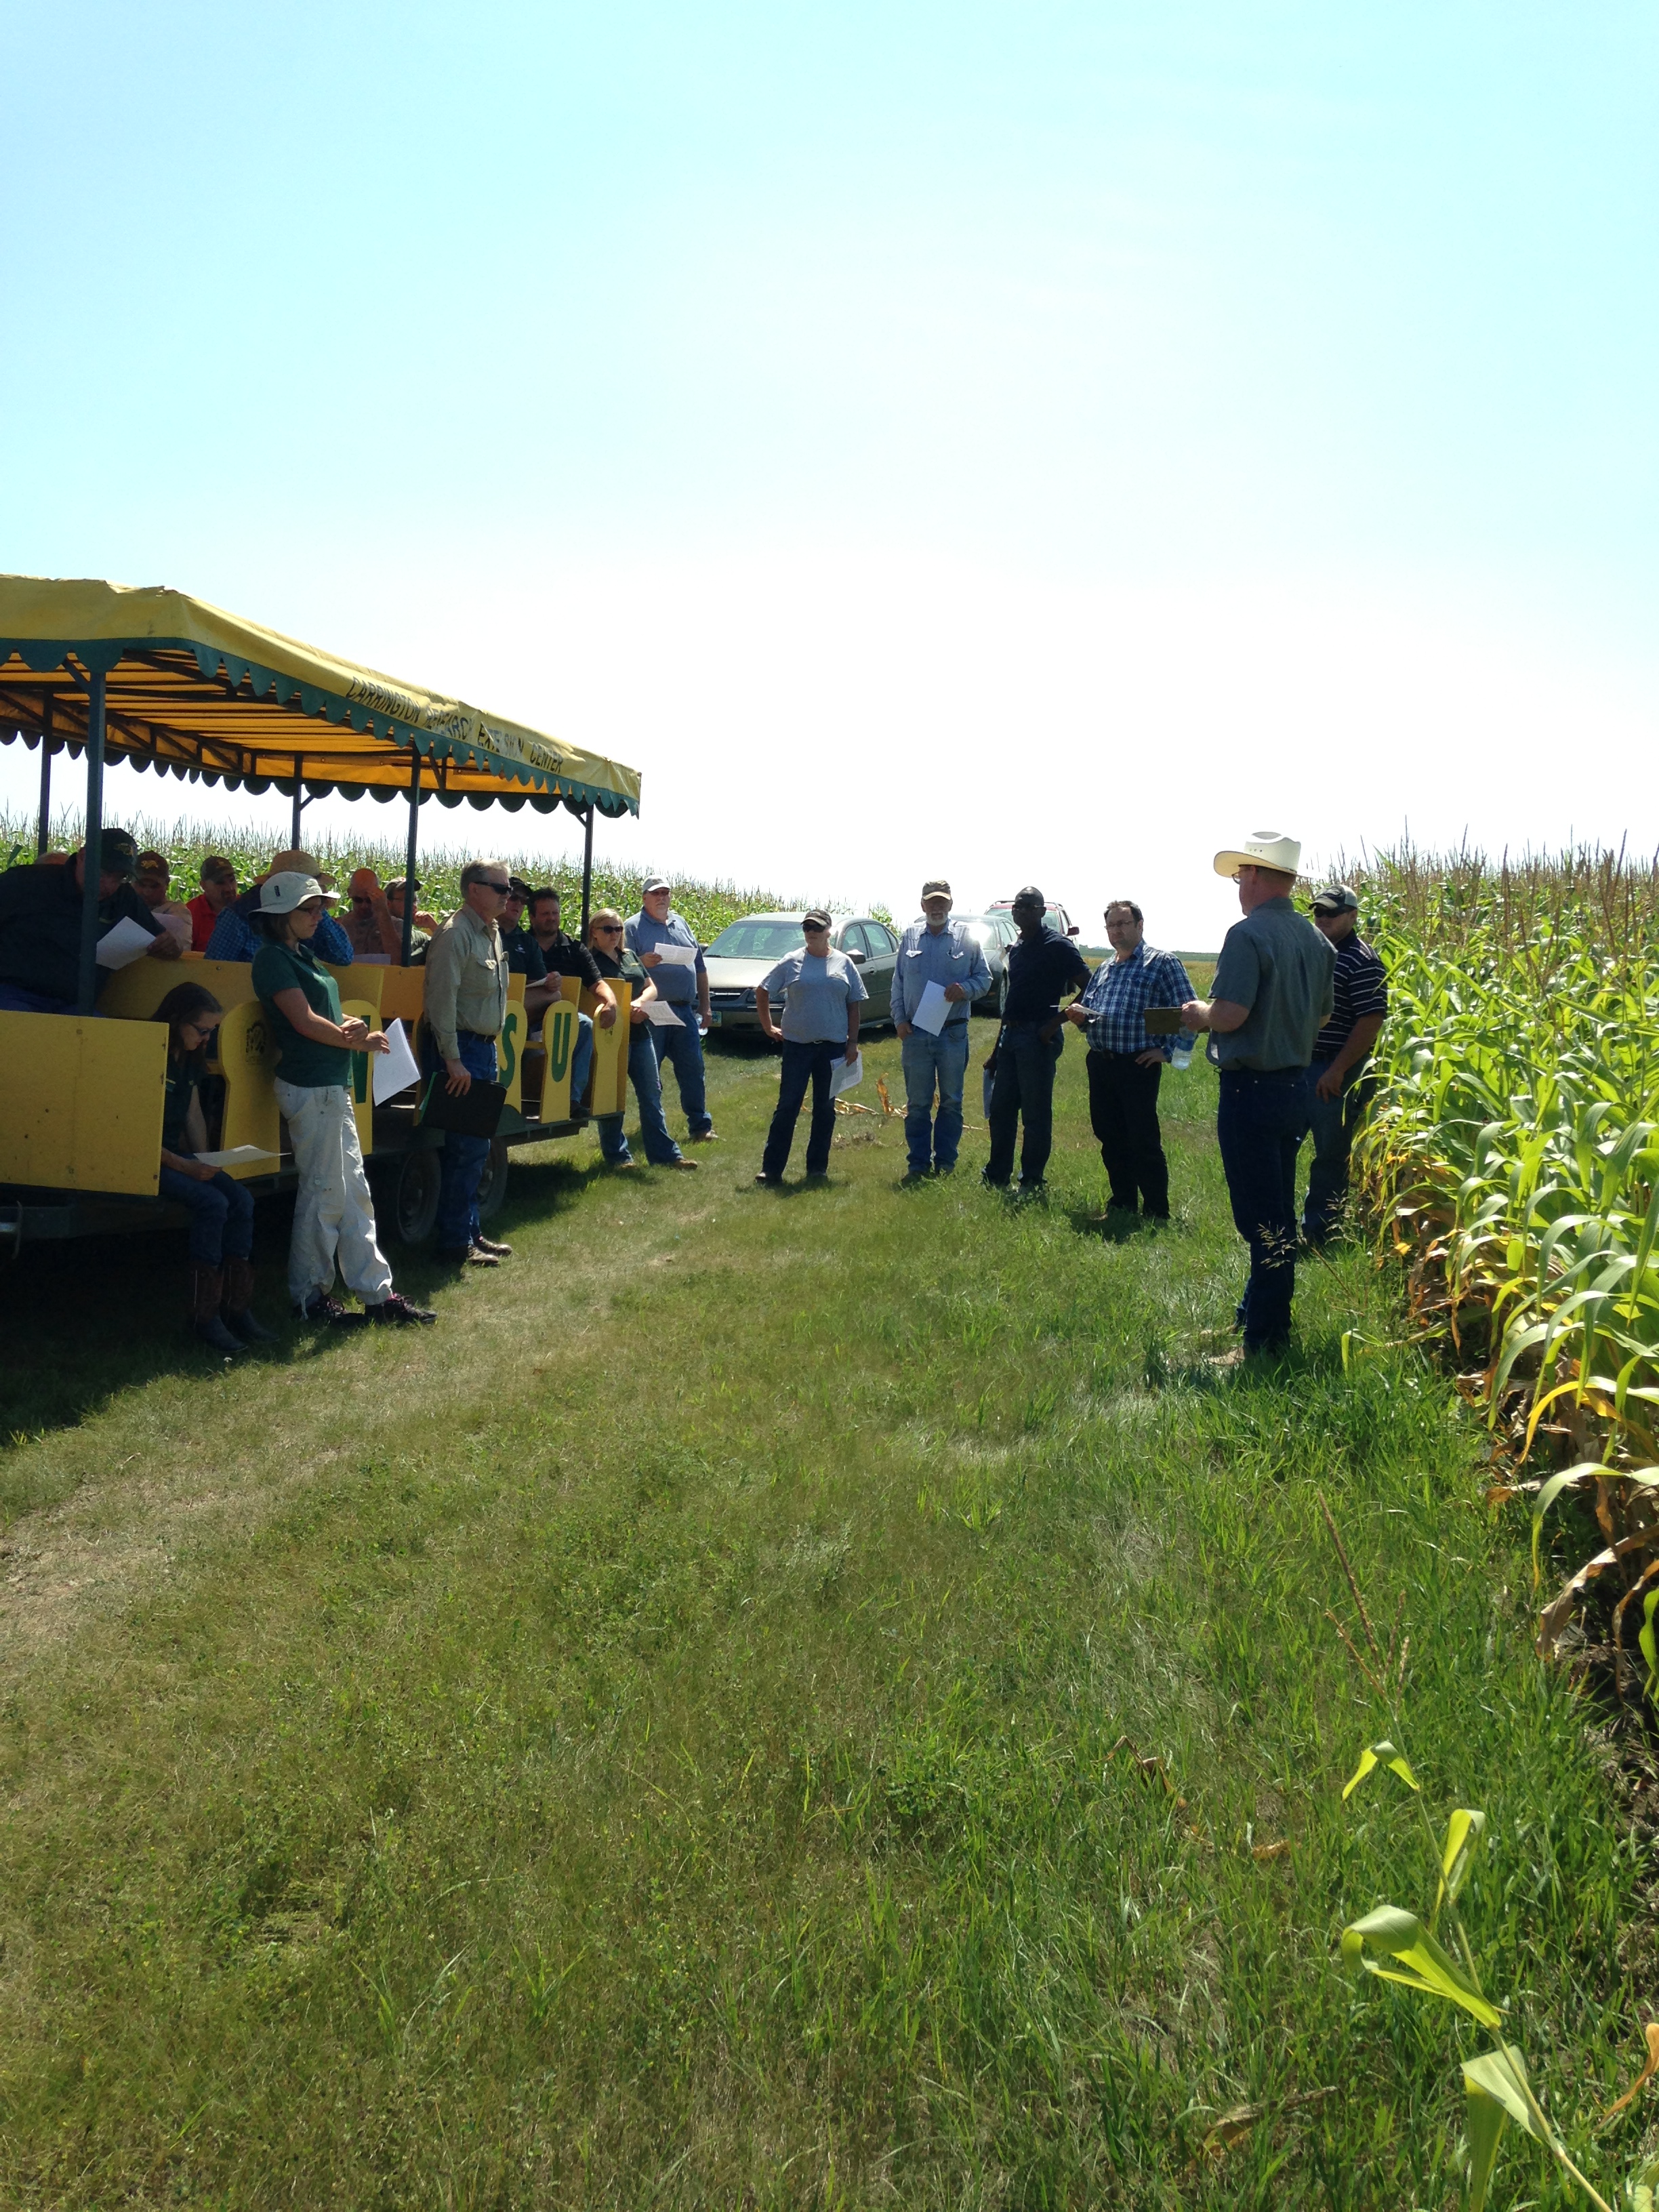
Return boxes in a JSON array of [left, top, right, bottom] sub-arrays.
[[1601, 2022, 1659, 2127], [1435, 1807, 1486, 1919], [1464, 2081, 1508, 2212], [1342, 1741, 1420, 1801], [1462, 2044, 1544, 2139], [1342, 1906, 1504, 2027]]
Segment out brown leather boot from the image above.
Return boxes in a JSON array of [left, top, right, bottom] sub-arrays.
[[222, 1256, 279, 1343], [192, 1266, 243, 1353]]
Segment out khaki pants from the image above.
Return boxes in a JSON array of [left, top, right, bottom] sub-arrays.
[[274, 1079, 394, 1309]]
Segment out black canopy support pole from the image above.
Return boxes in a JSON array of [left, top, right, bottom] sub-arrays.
[[580, 804, 594, 939], [402, 748, 420, 966], [76, 670, 106, 1016], [36, 693, 52, 855], [291, 757, 304, 850]]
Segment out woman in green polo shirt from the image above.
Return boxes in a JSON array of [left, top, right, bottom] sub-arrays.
[[249, 873, 434, 1329]]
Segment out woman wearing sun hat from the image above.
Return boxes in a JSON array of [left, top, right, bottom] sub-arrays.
[[1179, 831, 1334, 1359], [250, 872, 434, 1328]]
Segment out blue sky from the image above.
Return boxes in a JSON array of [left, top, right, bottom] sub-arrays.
[[5, 2, 1656, 941]]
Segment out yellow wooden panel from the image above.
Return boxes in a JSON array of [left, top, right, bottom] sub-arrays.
[[377, 966, 426, 1026], [537, 1002, 576, 1123], [498, 974, 527, 1113], [214, 998, 283, 1173], [581, 982, 630, 1117], [0, 1011, 166, 1194], [100, 954, 262, 1019]]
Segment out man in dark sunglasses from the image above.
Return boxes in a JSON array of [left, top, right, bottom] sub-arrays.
[[422, 858, 518, 1267]]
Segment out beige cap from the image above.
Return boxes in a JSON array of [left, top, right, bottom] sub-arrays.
[[1213, 830, 1301, 880], [260, 847, 337, 890]]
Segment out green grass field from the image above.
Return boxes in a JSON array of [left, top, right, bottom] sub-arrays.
[[0, 1023, 1647, 2208]]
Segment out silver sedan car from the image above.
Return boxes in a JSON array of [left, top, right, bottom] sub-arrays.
[[703, 912, 898, 1033]]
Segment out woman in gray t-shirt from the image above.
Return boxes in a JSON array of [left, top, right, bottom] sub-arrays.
[[754, 912, 867, 1183]]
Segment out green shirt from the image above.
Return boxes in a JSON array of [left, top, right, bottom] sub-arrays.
[[1210, 897, 1335, 1073], [161, 1059, 200, 1154], [251, 938, 351, 1088]]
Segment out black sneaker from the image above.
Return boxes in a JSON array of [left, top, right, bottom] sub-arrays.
[[298, 1293, 367, 1328], [224, 1307, 280, 1344], [754, 1172, 783, 1186], [365, 1292, 437, 1326]]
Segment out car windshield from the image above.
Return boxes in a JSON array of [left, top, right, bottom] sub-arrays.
[[705, 920, 813, 959], [956, 916, 1002, 945]]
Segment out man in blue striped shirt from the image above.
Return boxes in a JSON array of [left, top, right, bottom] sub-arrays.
[[1066, 901, 1193, 1219], [891, 880, 991, 1176]]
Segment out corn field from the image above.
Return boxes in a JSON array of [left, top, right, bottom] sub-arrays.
[[1351, 846, 1659, 1685]]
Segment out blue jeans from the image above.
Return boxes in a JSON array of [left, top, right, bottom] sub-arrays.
[[434, 1031, 497, 1251], [1303, 1058, 1374, 1244], [1216, 1067, 1313, 1351], [0, 982, 82, 1015], [901, 1024, 970, 1171], [157, 1160, 255, 1266], [651, 1011, 712, 1136], [985, 1021, 1063, 1186], [762, 1040, 840, 1177], [596, 1028, 684, 1165]]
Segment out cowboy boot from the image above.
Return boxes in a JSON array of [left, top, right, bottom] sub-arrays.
[[222, 1256, 279, 1343], [192, 1265, 243, 1353]]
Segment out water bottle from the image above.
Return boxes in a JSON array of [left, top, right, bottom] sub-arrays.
[[1170, 1034, 1193, 1072]]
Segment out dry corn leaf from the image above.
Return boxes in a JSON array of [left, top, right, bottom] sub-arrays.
[[1600, 2021, 1659, 2127]]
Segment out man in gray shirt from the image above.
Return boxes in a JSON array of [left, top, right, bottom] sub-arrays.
[[890, 878, 991, 1178], [753, 912, 867, 1184], [1181, 830, 1334, 1358]]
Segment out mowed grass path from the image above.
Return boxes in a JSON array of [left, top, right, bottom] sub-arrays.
[[0, 1023, 1645, 2208]]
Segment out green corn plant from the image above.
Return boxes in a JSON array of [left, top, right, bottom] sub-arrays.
[[1324, 1498, 1659, 2209], [1342, 846, 1659, 1663]]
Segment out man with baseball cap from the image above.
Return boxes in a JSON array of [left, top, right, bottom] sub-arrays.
[[627, 878, 716, 1143], [206, 848, 355, 965], [1181, 831, 1334, 1358], [983, 886, 1090, 1195], [890, 879, 991, 1178], [187, 854, 239, 951], [0, 827, 180, 1013], [133, 851, 194, 946], [1302, 882, 1389, 1247]]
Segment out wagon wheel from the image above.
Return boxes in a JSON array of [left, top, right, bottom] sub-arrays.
[[388, 1147, 442, 1247], [475, 1139, 510, 1226]]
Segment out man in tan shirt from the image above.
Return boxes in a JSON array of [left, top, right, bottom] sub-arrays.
[[424, 859, 514, 1267]]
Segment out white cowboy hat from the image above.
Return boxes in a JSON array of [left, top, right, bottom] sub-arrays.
[[1213, 830, 1302, 880]]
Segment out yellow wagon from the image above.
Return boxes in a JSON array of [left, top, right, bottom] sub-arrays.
[[0, 577, 641, 1253]]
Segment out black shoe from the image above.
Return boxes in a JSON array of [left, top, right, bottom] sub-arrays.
[[754, 1172, 783, 1186], [902, 1167, 930, 1183], [473, 1235, 514, 1258], [981, 1174, 1009, 1189], [194, 1313, 244, 1353], [365, 1292, 437, 1326], [298, 1293, 367, 1328], [224, 1306, 280, 1344]]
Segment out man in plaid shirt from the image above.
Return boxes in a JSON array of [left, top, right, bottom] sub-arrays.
[[1065, 901, 1193, 1220]]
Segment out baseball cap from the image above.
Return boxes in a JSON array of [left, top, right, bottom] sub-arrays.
[[508, 875, 532, 899], [92, 828, 140, 878], [802, 908, 833, 930], [643, 877, 672, 896], [258, 872, 332, 914], [201, 854, 237, 884], [1311, 883, 1359, 914], [135, 849, 170, 878], [921, 878, 952, 900]]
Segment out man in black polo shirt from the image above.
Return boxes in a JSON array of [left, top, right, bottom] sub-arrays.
[[982, 886, 1090, 1193], [498, 878, 557, 1020], [0, 828, 178, 1013], [527, 886, 617, 1105], [1302, 882, 1389, 1246]]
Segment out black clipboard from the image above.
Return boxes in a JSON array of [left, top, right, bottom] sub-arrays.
[[1142, 1008, 1183, 1036], [415, 1075, 507, 1139]]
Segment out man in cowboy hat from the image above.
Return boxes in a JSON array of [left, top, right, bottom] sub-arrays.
[[1181, 831, 1334, 1358], [205, 848, 355, 964]]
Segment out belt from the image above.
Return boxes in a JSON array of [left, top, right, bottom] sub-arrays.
[[457, 1027, 500, 1043], [1218, 1064, 1306, 1082]]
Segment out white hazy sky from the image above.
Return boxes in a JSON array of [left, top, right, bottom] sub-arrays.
[[5, 2, 1657, 945]]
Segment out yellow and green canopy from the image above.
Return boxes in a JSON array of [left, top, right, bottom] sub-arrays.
[[0, 575, 640, 818]]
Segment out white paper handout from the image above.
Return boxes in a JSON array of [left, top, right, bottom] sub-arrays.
[[643, 1000, 684, 1026], [830, 1051, 863, 1099], [373, 1017, 422, 1103], [192, 1146, 280, 1169], [912, 980, 951, 1036], [650, 943, 698, 968], [94, 914, 159, 970]]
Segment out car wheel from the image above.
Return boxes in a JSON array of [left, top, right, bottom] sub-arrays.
[[386, 1146, 441, 1246]]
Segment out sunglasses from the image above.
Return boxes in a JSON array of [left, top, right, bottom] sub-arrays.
[[594, 922, 623, 933], [476, 880, 512, 895]]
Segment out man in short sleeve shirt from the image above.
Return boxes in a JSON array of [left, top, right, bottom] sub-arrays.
[[1181, 831, 1334, 1356], [890, 878, 991, 1177], [982, 886, 1090, 1194], [627, 878, 716, 1143], [1302, 882, 1389, 1246]]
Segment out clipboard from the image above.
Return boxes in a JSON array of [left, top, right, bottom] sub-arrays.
[[1142, 1008, 1183, 1035], [415, 1075, 507, 1138]]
